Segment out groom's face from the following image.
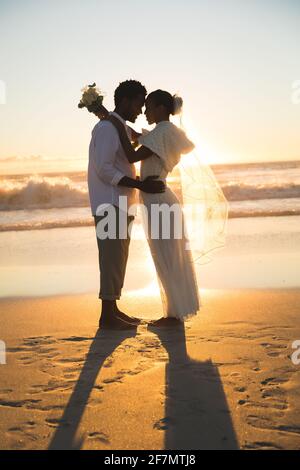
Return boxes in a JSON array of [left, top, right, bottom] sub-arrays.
[[125, 94, 145, 123]]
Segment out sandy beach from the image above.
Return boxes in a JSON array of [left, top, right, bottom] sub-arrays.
[[0, 215, 300, 450], [0, 288, 300, 450], [1, 0, 300, 453]]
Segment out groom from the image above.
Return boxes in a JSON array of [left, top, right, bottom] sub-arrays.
[[88, 80, 165, 330]]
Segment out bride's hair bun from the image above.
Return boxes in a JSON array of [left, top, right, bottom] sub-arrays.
[[172, 94, 183, 115]]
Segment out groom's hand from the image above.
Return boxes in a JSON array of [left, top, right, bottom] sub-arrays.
[[139, 175, 166, 194]]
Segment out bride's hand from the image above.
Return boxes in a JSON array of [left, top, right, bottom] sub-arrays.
[[92, 103, 109, 120]]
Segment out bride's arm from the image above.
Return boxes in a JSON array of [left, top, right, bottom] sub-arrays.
[[94, 106, 140, 145], [94, 103, 109, 120], [129, 127, 142, 146], [107, 116, 153, 163]]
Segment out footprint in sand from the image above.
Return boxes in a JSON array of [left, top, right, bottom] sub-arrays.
[[93, 385, 104, 391], [245, 415, 300, 438], [8, 421, 37, 433], [261, 376, 289, 386], [244, 441, 283, 450], [234, 386, 247, 392], [45, 418, 71, 428], [238, 399, 247, 406], [102, 375, 123, 384], [246, 373, 291, 414], [229, 372, 241, 379], [6, 424, 39, 447], [0, 398, 41, 409], [10, 336, 62, 367], [260, 341, 288, 358], [153, 417, 174, 431], [60, 336, 92, 342], [24, 336, 57, 347], [87, 431, 110, 444]]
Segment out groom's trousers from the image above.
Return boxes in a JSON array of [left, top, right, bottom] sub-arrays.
[[94, 205, 134, 300]]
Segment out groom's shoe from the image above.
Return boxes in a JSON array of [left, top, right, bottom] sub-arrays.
[[99, 315, 137, 330], [114, 309, 141, 326]]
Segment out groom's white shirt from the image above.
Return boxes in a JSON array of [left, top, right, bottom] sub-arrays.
[[88, 111, 136, 215]]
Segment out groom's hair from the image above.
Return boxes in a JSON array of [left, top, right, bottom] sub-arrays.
[[114, 80, 147, 106]]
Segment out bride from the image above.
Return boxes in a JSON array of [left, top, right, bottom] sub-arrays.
[[107, 90, 201, 326]]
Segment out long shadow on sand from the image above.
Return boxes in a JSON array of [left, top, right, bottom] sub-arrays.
[[49, 324, 238, 449], [48, 328, 136, 450], [149, 323, 239, 449]]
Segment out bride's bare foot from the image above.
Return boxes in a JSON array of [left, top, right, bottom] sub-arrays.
[[148, 317, 182, 327]]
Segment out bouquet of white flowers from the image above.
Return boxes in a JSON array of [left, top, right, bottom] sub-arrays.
[[78, 83, 107, 115]]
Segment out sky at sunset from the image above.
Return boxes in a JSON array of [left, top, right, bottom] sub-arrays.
[[0, 0, 300, 165]]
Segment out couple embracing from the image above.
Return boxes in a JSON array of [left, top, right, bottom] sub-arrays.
[[83, 79, 201, 330]]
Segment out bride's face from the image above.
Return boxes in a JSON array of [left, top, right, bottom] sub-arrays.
[[144, 98, 156, 125]]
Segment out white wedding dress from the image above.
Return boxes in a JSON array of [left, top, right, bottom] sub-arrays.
[[138, 121, 201, 321]]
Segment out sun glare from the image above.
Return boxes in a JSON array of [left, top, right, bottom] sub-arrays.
[[180, 115, 227, 166]]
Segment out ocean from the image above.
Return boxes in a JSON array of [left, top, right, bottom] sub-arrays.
[[0, 159, 300, 232]]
